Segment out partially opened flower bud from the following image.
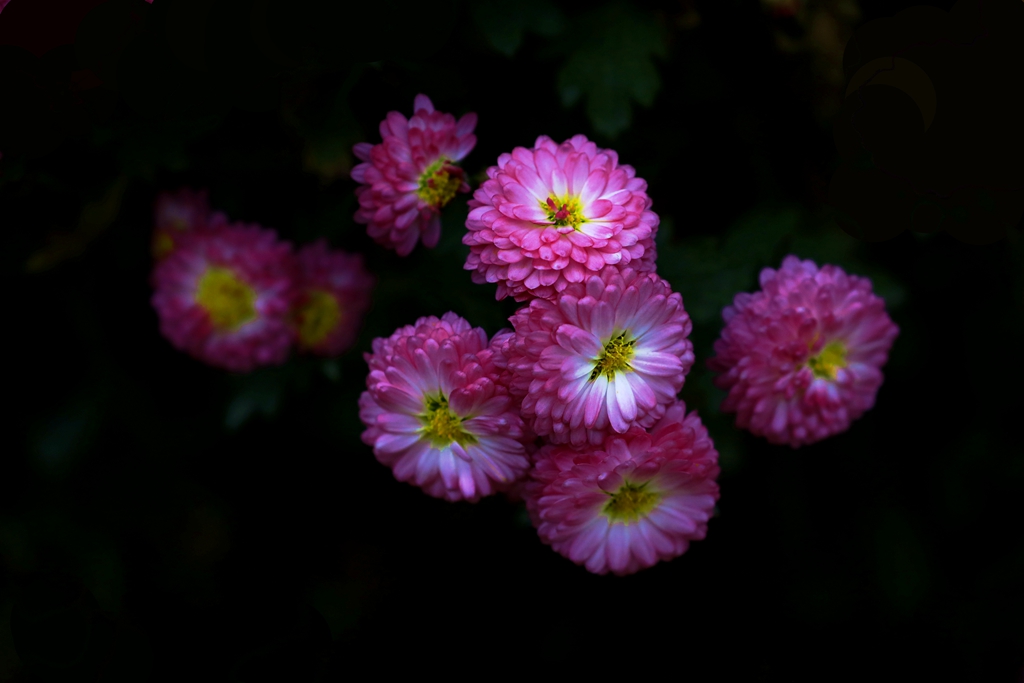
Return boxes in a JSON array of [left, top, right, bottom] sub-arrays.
[[351, 95, 477, 256]]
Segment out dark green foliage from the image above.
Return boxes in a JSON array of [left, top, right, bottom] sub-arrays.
[[556, 3, 668, 138]]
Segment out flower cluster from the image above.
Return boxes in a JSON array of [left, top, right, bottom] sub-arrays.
[[351, 94, 477, 256], [356, 99, 899, 578], [358, 120, 716, 576], [150, 189, 374, 372]]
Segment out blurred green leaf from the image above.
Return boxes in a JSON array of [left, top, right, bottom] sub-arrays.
[[322, 359, 341, 382], [873, 507, 931, 617], [659, 206, 801, 327], [25, 175, 129, 273], [557, 3, 667, 138], [721, 205, 800, 267], [224, 367, 289, 431], [472, 0, 565, 57], [30, 386, 109, 476]]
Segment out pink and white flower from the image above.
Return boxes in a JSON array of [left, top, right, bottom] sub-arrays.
[[151, 187, 227, 260], [359, 313, 530, 502], [290, 240, 375, 356], [707, 255, 900, 448], [524, 400, 720, 576], [463, 134, 659, 302], [508, 267, 695, 446], [351, 94, 477, 256], [151, 223, 295, 372]]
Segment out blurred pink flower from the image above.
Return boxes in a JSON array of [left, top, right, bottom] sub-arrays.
[[290, 240, 374, 356], [464, 134, 658, 302], [151, 223, 295, 372], [359, 313, 529, 502], [524, 400, 719, 576], [351, 94, 477, 256], [707, 255, 899, 447], [508, 267, 694, 446], [151, 188, 226, 261]]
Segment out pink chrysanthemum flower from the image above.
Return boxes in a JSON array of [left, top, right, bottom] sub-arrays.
[[151, 188, 227, 260], [151, 223, 295, 372], [290, 240, 375, 356], [351, 94, 477, 256], [508, 267, 695, 446], [477, 327, 540, 501], [524, 400, 720, 576], [358, 313, 530, 502], [463, 134, 659, 302], [707, 255, 900, 448]]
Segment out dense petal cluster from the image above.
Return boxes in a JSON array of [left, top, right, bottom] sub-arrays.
[[291, 240, 375, 356], [359, 313, 530, 502], [347, 107, 720, 576], [151, 223, 296, 372], [707, 255, 899, 447], [508, 267, 695, 446], [463, 134, 659, 302], [352, 94, 477, 256], [524, 401, 719, 576], [151, 187, 227, 260]]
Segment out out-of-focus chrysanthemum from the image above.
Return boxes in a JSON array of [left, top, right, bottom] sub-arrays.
[[151, 188, 227, 260], [151, 223, 296, 372], [351, 94, 477, 256], [508, 267, 695, 446], [290, 240, 375, 356], [358, 313, 530, 502], [707, 255, 899, 448], [524, 400, 719, 576], [463, 134, 659, 302]]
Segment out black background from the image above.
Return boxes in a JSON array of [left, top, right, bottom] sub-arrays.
[[1, 0, 1022, 680]]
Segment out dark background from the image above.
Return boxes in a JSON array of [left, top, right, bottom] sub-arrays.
[[1, 0, 1022, 680]]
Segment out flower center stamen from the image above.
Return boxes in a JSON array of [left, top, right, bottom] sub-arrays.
[[807, 340, 848, 380], [417, 158, 464, 210], [542, 195, 585, 229], [590, 331, 636, 381], [295, 289, 342, 348], [603, 482, 660, 524], [419, 393, 478, 447], [195, 266, 257, 331]]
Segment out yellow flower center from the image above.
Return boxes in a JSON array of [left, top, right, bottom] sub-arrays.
[[541, 194, 585, 229], [195, 266, 257, 331], [419, 393, 477, 447], [807, 340, 848, 380], [416, 158, 464, 210], [603, 482, 660, 524], [590, 331, 636, 381], [295, 289, 342, 348]]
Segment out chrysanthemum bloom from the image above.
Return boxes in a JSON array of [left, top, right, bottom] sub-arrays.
[[508, 267, 695, 446], [463, 134, 659, 302], [151, 223, 296, 372], [151, 188, 227, 260], [290, 240, 375, 356], [358, 313, 530, 502], [707, 255, 899, 448], [351, 94, 477, 256], [524, 400, 719, 576], [476, 327, 540, 501]]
